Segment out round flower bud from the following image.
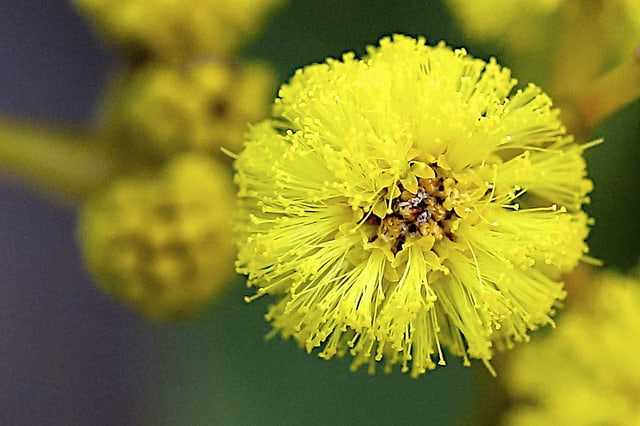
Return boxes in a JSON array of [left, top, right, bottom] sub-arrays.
[[447, 0, 639, 61], [78, 154, 235, 321], [446, 0, 562, 52], [505, 271, 640, 426], [102, 61, 275, 160], [75, 0, 283, 61]]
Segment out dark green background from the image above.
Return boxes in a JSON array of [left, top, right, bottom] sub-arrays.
[[148, 1, 640, 425]]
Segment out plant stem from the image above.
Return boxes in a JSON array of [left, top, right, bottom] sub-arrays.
[[0, 118, 115, 204]]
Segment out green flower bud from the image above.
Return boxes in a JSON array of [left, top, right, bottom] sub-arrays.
[[78, 154, 235, 321], [75, 0, 283, 61], [102, 61, 275, 161]]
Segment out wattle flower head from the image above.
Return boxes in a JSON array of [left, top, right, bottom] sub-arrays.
[[76, 0, 283, 60], [103, 61, 275, 159], [235, 35, 594, 377], [505, 271, 640, 425], [447, 0, 640, 60], [79, 154, 235, 321]]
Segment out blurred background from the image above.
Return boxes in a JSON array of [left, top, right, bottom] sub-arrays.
[[0, 1, 638, 425]]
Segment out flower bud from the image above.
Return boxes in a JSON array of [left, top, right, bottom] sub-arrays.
[[75, 0, 283, 61], [102, 61, 275, 160], [78, 154, 235, 321], [505, 270, 640, 425]]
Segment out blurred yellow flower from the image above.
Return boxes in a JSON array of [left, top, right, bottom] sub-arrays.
[[447, 0, 639, 59], [447, 0, 562, 52], [76, 0, 283, 60], [504, 271, 640, 426], [234, 35, 595, 377], [78, 154, 235, 321], [603, 0, 640, 61], [103, 61, 275, 159]]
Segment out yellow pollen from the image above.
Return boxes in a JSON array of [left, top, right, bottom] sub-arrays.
[[372, 171, 458, 253]]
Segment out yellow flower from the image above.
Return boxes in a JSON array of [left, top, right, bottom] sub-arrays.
[[76, 0, 283, 60], [504, 271, 640, 426], [602, 0, 640, 61], [447, 0, 639, 59], [78, 154, 235, 321], [234, 35, 595, 377], [446, 0, 562, 52], [103, 61, 275, 159]]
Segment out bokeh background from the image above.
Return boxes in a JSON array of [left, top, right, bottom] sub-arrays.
[[1, 1, 638, 425]]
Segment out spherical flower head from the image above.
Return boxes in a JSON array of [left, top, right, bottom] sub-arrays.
[[103, 61, 275, 160], [234, 35, 595, 377], [79, 154, 235, 321], [75, 0, 283, 61], [602, 0, 640, 61], [447, 0, 561, 52], [504, 271, 640, 426], [447, 0, 639, 61]]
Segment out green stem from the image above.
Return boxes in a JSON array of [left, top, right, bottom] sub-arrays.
[[0, 118, 115, 204]]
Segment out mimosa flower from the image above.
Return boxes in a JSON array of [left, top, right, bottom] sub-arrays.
[[504, 271, 640, 425], [235, 35, 594, 377], [103, 61, 275, 159], [446, 0, 561, 52], [447, 0, 639, 60], [79, 154, 235, 321], [76, 0, 283, 61], [602, 0, 640, 61]]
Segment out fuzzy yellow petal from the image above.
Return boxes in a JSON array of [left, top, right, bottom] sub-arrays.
[[235, 35, 594, 377]]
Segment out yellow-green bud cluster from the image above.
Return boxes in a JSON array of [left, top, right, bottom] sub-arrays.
[[78, 154, 235, 321], [447, 0, 562, 52], [505, 271, 640, 426], [447, 0, 639, 60], [75, 0, 283, 61], [72, 0, 278, 320], [103, 61, 275, 160]]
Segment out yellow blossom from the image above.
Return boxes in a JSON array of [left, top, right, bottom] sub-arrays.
[[76, 0, 283, 60], [447, 0, 639, 60], [78, 154, 235, 321], [103, 61, 275, 159], [602, 0, 640, 61], [234, 35, 595, 377], [446, 0, 562, 52], [504, 271, 640, 426]]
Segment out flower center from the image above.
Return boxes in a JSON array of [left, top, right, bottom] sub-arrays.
[[369, 174, 459, 254]]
